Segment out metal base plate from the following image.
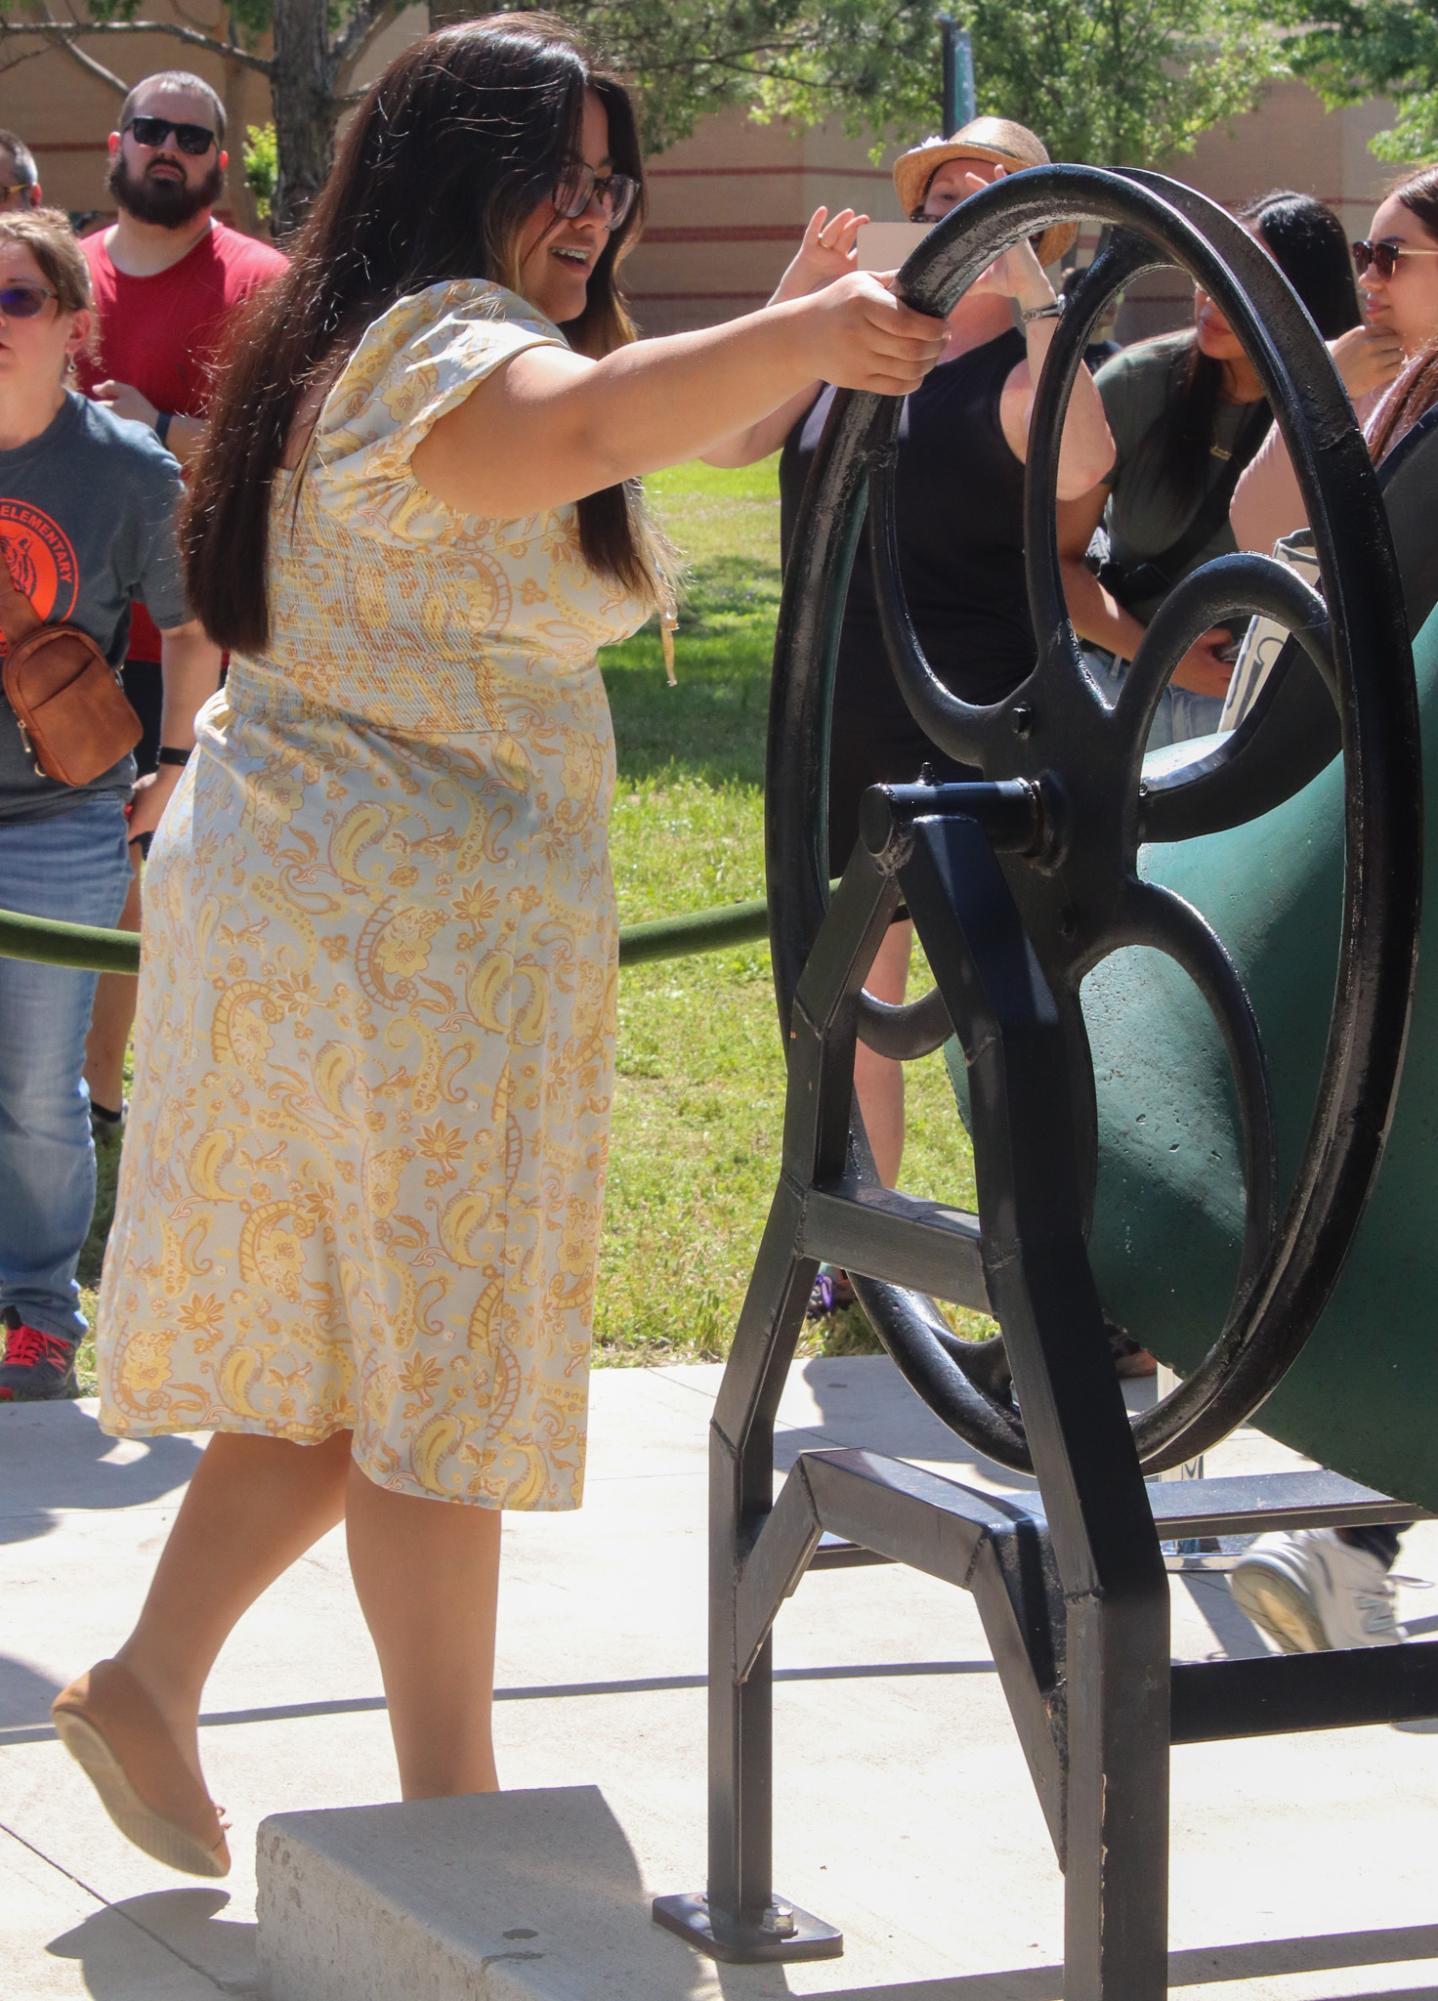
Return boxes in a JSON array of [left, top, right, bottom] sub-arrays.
[[652, 1891, 844, 1965]]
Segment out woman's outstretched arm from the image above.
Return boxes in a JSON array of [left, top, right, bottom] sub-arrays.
[[413, 274, 944, 517]]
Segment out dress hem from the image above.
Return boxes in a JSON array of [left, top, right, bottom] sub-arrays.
[[95, 1412, 583, 1512]]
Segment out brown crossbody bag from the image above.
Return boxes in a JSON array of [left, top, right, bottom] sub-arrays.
[[0, 555, 142, 787]]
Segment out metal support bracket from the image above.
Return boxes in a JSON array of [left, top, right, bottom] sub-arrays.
[[654, 790, 1434, 1999]]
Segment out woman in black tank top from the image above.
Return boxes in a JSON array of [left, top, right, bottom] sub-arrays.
[[704, 115, 1115, 1254]]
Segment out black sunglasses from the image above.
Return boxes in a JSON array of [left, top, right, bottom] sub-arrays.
[[0, 280, 57, 319], [1351, 237, 1438, 281], [125, 115, 216, 157], [552, 161, 638, 232]]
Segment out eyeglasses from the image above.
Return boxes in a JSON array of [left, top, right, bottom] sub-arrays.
[[0, 281, 57, 319], [124, 116, 216, 157], [551, 161, 638, 231], [0, 182, 36, 202], [1351, 237, 1438, 280]]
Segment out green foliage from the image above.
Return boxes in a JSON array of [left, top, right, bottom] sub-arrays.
[[757, 0, 1286, 166], [565, 0, 937, 151], [68, 0, 365, 46], [5, 0, 1287, 178], [244, 121, 278, 221], [509, 0, 1286, 166], [1285, 2, 1438, 163], [69, 0, 141, 20], [963, 0, 1287, 167], [9, 0, 266, 45]]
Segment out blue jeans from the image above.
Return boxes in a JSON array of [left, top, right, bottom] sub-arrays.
[[1090, 650, 1225, 749], [0, 794, 132, 1345]]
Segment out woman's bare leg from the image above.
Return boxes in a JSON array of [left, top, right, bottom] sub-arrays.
[[84, 859, 142, 1114], [853, 919, 913, 1187], [112, 1429, 352, 1785], [345, 1464, 502, 1799], [105, 1430, 501, 1803]]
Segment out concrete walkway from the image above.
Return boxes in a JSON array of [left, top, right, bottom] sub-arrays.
[[2, 1358, 1436, 2000]]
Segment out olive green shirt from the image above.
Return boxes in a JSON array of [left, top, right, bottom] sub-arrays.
[[1096, 333, 1263, 625]]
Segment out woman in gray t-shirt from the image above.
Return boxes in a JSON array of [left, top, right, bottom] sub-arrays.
[[0, 208, 217, 1402]]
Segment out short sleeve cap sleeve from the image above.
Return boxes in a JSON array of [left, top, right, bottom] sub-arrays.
[[132, 445, 190, 632], [1095, 350, 1138, 493], [311, 279, 565, 538]]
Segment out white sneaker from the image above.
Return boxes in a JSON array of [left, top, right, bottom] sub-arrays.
[[1230, 1529, 1407, 1652]]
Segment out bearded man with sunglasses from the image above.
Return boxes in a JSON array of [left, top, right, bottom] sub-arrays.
[[74, 71, 284, 1139], [78, 72, 285, 468]]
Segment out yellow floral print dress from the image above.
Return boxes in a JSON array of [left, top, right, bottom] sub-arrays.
[[98, 281, 647, 1508]]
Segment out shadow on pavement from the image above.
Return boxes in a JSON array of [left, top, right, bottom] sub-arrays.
[[2, 1659, 1001, 1749], [711, 1921, 1438, 2001], [0, 1400, 199, 1547], [790, 1353, 1040, 1487], [46, 1886, 259, 1998], [0, 1651, 69, 1732]]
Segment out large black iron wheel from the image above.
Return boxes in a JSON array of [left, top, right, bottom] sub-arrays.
[[767, 166, 1422, 1477]]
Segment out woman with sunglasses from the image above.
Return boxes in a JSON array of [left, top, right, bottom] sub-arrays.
[[1059, 190, 1371, 748], [1231, 166, 1438, 553], [1221, 167, 1438, 1663], [49, 14, 943, 1877], [0, 209, 217, 1402]]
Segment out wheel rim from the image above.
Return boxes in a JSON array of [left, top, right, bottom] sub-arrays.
[[766, 164, 1421, 1476]]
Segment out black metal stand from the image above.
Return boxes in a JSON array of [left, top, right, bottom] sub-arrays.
[[658, 161, 1433, 1997], [653, 788, 1438, 1998]]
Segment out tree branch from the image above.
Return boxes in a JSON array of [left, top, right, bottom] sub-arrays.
[[330, 0, 398, 79], [11, 0, 130, 91], [54, 29, 128, 91], [621, 38, 836, 74], [0, 16, 270, 75], [0, 38, 49, 73]]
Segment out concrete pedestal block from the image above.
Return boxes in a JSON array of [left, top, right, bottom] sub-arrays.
[[257, 1784, 720, 2001]]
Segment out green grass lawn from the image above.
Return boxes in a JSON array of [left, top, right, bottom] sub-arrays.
[[75, 455, 988, 1389]]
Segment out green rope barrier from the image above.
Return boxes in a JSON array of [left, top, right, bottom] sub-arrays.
[[0, 893, 775, 978], [618, 895, 769, 966], [0, 908, 146, 976]]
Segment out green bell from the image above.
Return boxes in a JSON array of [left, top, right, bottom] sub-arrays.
[[1072, 598, 1438, 1511]]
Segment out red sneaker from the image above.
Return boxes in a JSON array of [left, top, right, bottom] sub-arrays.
[[0, 1323, 79, 1402]]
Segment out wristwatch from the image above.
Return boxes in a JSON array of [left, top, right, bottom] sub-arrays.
[[1019, 297, 1065, 324], [155, 409, 174, 447], [157, 745, 192, 768]]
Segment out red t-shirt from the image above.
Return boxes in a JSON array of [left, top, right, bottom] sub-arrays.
[[77, 220, 286, 660]]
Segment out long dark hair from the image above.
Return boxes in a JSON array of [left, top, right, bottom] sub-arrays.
[[1148, 189, 1361, 501], [1369, 341, 1438, 465], [185, 14, 659, 651], [1393, 163, 1438, 245]]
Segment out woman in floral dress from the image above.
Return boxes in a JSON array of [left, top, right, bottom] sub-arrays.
[[51, 12, 944, 1876]]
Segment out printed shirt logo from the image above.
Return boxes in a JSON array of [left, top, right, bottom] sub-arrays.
[[0, 501, 80, 656]]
